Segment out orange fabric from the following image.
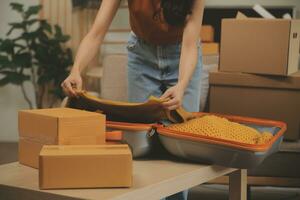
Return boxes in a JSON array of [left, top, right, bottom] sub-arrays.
[[156, 113, 287, 152], [168, 115, 273, 145], [106, 131, 123, 141], [128, 0, 184, 45], [67, 91, 195, 124]]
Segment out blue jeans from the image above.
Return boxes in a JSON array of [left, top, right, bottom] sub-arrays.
[[127, 32, 202, 200], [127, 32, 202, 112]]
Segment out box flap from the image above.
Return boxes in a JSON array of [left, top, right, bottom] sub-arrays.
[[22, 108, 102, 118], [209, 71, 300, 90], [224, 18, 293, 22], [40, 145, 131, 156], [236, 11, 248, 19]]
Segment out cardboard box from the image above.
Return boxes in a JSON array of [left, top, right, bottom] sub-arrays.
[[203, 55, 219, 66], [39, 145, 132, 189], [19, 108, 106, 168], [220, 19, 300, 76], [209, 71, 300, 140], [19, 138, 46, 168], [202, 43, 219, 56], [201, 25, 215, 42]]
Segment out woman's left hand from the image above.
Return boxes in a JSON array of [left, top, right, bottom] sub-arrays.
[[160, 83, 185, 110]]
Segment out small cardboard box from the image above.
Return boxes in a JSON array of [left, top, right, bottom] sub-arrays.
[[203, 55, 219, 66], [39, 145, 132, 189], [202, 43, 219, 56], [220, 19, 300, 76], [209, 71, 300, 140], [19, 108, 106, 168], [201, 25, 215, 42]]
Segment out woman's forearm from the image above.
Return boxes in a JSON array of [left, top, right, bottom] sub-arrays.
[[71, 33, 104, 73], [178, 0, 204, 90], [178, 43, 198, 89], [71, 0, 121, 74]]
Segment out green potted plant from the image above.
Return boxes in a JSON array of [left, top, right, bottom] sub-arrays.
[[0, 3, 73, 109]]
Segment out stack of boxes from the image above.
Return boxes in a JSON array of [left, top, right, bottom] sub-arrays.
[[209, 18, 300, 140], [18, 108, 132, 189], [200, 25, 220, 111], [201, 25, 219, 65]]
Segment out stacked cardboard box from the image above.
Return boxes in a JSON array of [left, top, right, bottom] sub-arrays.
[[209, 18, 300, 140], [39, 145, 132, 189], [19, 108, 106, 168], [200, 25, 219, 111], [18, 107, 133, 189], [201, 25, 219, 58], [219, 19, 300, 76]]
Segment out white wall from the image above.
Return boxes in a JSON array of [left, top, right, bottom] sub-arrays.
[[0, 0, 38, 142]]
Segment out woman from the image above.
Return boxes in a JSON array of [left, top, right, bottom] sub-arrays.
[[62, 0, 204, 199]]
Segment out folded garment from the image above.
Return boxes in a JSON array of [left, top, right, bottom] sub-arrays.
[[168, 115, 273, 145], [67, 91, 195, 124]]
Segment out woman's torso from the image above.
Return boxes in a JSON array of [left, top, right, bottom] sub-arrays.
[[128, 0, 184, 45]]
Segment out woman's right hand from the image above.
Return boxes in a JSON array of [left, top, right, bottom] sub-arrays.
[[61, 69, 82, 97]]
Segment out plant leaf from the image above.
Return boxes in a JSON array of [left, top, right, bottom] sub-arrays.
[[25, 5, 42, 19], [0, 55, 11, 68], [13, 53, 31, 68], [22, 32, 37, 41], [54, 25, 63, 37], [6, 27, 14, 36], [6, 22, 25, 36], [40, 20, 52, 33], [0, 39, 14, 54], [0, 71, 30, 85], [9, 22, 25, 29], [26, 19, 38, 26], [10, 3, 24, 13]]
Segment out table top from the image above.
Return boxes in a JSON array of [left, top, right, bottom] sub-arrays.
[[0, 160, 236, 200]]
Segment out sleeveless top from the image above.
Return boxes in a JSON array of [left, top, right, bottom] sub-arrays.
[[127, 0, 184, 45]]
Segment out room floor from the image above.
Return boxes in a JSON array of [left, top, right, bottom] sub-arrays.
[[1, 142, 299, 200]]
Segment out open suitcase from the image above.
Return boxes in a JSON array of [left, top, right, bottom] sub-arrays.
[[67, 92, 286, 169], [106, 121, 156, 158], [156, 113, 286, 168]]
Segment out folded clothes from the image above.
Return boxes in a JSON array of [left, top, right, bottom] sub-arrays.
[[67, 91, 195, 124], [168, 115, 273, 145]]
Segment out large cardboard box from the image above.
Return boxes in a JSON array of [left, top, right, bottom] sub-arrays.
[[220, 19, 300, 76], [209, 71, 300, 140], [19, 108, 106, 168], [39, 145, 132, 189]]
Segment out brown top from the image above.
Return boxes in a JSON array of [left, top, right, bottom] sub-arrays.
[[128, 0, 184, 45]]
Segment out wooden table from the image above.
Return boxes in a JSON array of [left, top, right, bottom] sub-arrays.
[[0, 160, 247, 200]]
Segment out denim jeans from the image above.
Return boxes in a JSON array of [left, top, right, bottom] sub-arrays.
[[127, 32, 202, 200]]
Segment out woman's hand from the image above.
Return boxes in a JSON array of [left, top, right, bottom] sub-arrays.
[[61, 69, 82, 97], [160, 83, 185, 110]]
